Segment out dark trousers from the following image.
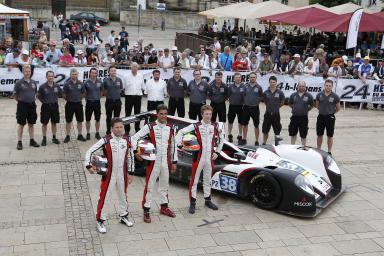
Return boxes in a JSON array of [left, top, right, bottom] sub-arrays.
[[211, 101, 226, 122], [105, 99, 122, 134], [147, 100, 164, 111], [168, 97, 185, 117], [189, 102, 204, 121], [125, 95, 142, 134]]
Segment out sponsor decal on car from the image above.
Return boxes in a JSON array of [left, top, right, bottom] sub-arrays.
[[293, 197, 312, 207]]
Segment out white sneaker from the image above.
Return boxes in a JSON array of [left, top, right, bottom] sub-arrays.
[[120, 214, 133, 227], [96, 220, 107, 233]]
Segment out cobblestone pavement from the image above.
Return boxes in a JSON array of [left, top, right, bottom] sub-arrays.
[[1, 93, 384, 255]]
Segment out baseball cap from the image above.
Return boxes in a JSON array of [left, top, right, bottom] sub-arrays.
[[364, 56, 370, 60], [356, 53, 361, 58], [21, 49, 29, 55], [293, 53, 301, 58], [171, 46, 178, 51], [77, 50, 84, 55]]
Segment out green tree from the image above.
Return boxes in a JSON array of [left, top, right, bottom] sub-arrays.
[[309, 0, 355, 7]]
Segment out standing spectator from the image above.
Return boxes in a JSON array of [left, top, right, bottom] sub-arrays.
[[84, 32, 100, 56], [103, 66, 123, 135], [59, 19, 68, 40], [63, 69, 86, 143], [45, 41, 62, 65], [80, 20, 89, 42], [212, 22, 219, 33], [52, 14, 59, 30], [119, 26, 129, 51], [227, 73, 245, 144], [37, 70, 62, 146], [95, 21, 103, 43], [13, 66, 40, 150], [167, 67, 187, 117], [187, 69, 209, 120], [145, 69, 167, 111], [315, 80, 341, 155], [288, 81, 314, 146], [352, 52, 364, 73], [262, 76, 285, 145], [213, 37, 221, 52], [159, 48, 174, 72], [108, 30, 116, 46], [358, 56, 374, 84], [124, 62, 145, 133], [218, 46, 233, 71], [38, 31, 48, 45], [207, 53, 218, 70], [288, 54, 304, 75], [241, 72, 263, 146], [208, 71, 227, 123]]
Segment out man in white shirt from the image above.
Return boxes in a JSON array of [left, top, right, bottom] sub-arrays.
[[124, 62, 145, 133], [212, 22, 218, 33], [108, 30, 116, 46], [198, 47, 209, 68], [74, 50, 87, 66], [4, 48, 20, 66], [213, 37, 221, 52], [145, 69, 167, 111], [159, 48, 174, 72]]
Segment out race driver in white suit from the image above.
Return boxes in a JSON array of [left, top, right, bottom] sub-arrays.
[[131, 104, 178, 223], [175, 104, 224, 214], [84, 117, 135, 234]]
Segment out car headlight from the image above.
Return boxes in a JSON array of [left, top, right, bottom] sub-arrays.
[[294, 175, 314, 195], [277, 160, 305, 173], [325, 155, 340, 174]]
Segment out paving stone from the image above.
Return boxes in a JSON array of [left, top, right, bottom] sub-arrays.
[[255, 227, 305, 241], [297, 223, 345, 237], [212, 230, 261, 246], [166, 234, 216, 250], [241, 247, 294, 256], [118, 238, 169, 254], [331, 239, 383, 254], [336, 221, 376, 233], [287, 243, 340, 256]]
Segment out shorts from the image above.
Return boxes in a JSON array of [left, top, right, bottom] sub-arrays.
[[227, 104, 243, 124], [16, 101, 37, 125], [316, 114, 335, 137], [65, 102, 84, 123], [40, 103, 60, 124], [85, 100, 101, 121], [241, 105, 260, 126], [288, 115, 308, 138], [262, 112, 281, 135]]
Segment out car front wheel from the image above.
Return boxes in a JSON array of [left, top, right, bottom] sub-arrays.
[[249, 172, 282, 210]]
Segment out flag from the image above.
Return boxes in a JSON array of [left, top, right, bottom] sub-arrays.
[[381, 34, 384, 49], [346, 8, 363, 49]]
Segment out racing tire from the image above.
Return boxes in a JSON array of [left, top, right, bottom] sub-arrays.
[[249, 172, 282, 210]]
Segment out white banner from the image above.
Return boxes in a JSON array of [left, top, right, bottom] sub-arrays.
[[368, 81, 384, 104], [336, 78, 370, 102]]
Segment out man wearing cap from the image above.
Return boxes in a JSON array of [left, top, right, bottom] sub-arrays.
[[315, 79, 341, 155], [84, 67, 103, 140], [288, 81, 314, 146], [103, 66, 123, 135], [145, 69, 167, 111], [218, 46, 233, 71], [227, 72, 245, 144], [145, 49, 158, 68], [4, 48, 20, 66], [74, 50, 87, 66], [13, 65, 40, 150], [159, 48, 174, 72], [142, 47, 151, 65], [257, 53, 274, 74], [288, 54, 304, 75], [45, 41, 62, 65], [358, 56, 374, 84], [241, 72, 263, 146], [187, 69, 209, 120], [63, 68, 86, 143], [352, 53, 364, 73], [208, 71, 227, 123], [262, 76, 285, 145], [37, 70, 62, 146], [124, 62, 145, 133], [17, 49, 31, 65], [167, 67, 187, 117], [171, 46, 180, 67]]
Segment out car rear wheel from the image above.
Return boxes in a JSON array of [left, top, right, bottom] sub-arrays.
[[249, 172, 282, 209]]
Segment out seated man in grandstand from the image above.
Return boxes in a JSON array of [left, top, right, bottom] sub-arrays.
[[358, 56, 374, 84]]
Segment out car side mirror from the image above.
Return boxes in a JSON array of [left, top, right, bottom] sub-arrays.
[[234, 152, 246, 163]]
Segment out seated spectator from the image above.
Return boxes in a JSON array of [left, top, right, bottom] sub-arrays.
[[249, 54, 258, 71], [102, 51, 116, 67], [115, 50, 129, 66], [318, 57, 329, 77], [198, 47, 209, 68], [345, 60, 355, 77], [17, 49, 31, 65], [178, 51, 190, 69], [84, 32, 99, 56], [62, 38, 75, 57], [232, 53, 248, 71], [171, 46, 180, 67], [88, 52, 100, 66], [218, 46, 233, 71], [304, 60, 316, 75], [358, 56, 374, 84], [257, 52, 274, 73], [142, 46, 151, 64], [190, 54, 202, 69], [207, 53, 218, 70], [132, 51, 144, 65], [3, 36, 13, 53], [288, 54, 304, 75], [38, 31, 48, 45], [327, 61, 343, 77], [374, 59, 384, 84], [273, 54, 288, 74], [159, 48, 174, 71], [304, 48, 323, 72], [74, 50, 87, 66], [111, 37, 123, 54], [31, 52, 46, 67], [352, 52, 364, 74], [0, 47, 6, 65], [45, 41, 62, 65], [142, 49, 158, 68], [59, 47, 74, 66], [31, 43, 40, 58], [4, 48, 20, 66], [99, 43, 111, 61]]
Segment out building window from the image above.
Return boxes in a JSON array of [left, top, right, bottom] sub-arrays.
[[281, 0, 288, 5]]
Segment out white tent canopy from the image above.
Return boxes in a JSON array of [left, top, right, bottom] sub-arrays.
[[297, 3, 329, 11], [328, 2, 377, 14], [0, 4, 29, 19], [199, 1, 294, 20]]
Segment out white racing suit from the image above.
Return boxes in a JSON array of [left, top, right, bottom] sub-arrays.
[[131, 121, 178, 209], [175, 121, 224, 201], [84, 133, 134, 221]]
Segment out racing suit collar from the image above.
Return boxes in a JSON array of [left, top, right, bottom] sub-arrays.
[[156, 120, 166, 127], [201, 120, 211, 126], [111, 133, 122, 140]]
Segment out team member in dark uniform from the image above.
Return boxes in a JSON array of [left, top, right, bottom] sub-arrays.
[[37, 70, 62, 146], [208, 71, 227, 123], [13, 65, 40, 150], [288, 81, 314, 146], [241, 72, 262, 145], [315, 79, 341, 155], [84, 68, 102, 140], [103, 66, 123, 135], [227, 72, 244, 144], [262, 76, 285, 145], [167, 67, 187, 117], [63, 68, 86, 143], [187, 69, 209, 120]]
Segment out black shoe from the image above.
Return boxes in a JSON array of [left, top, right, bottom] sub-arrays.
[[52, 138, 60, 144], [95, 132, 101, 140], [239, 139, 246, 145], [189, 202, 196, 214], [205, 200, 218, 210], [228, 134, 233, 143], [328, 152, 332, 156], [41, 137, 47, 146], [237, 135, 242, 142], [86, 133, 91, 140], [262, 143, 266, 145], [30, 140, 40, 147], [255, 141, 259, 146], [78, 135, 86, 142], [17, 141, 23, 150], [63, 135, 70, 143]]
